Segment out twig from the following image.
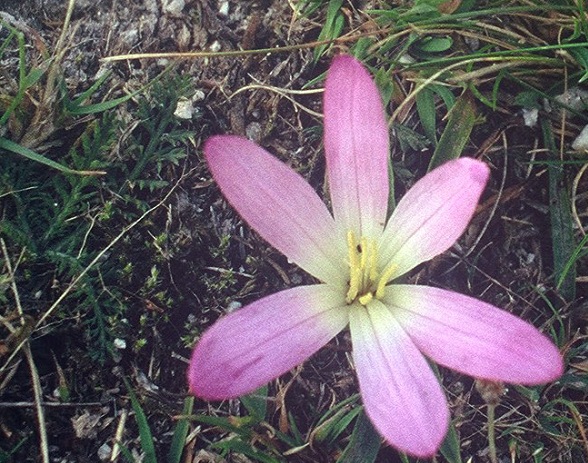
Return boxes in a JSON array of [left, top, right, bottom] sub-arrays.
[[1, 239, 50, 463], [110, 408, 129, 462], [0, 401, 104, 408]]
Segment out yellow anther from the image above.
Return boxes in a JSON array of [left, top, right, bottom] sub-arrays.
[[358, 292, 373, 306], [346, 231, 360, 303], [346, 267, 361, 303], [375, 263, 398, 299], [347, 231, 359, 270], [360, 236, 368, 269]]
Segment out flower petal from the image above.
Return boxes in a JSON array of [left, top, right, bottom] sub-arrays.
[[388, 285, 564, 384], [324, 55, 390, 239], [349, 301, 449, 458], [188, 285, 349, 400], [205, 135, 346, 286], [379, 158, 489, 279]]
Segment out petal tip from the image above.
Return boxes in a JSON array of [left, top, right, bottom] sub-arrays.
[[456, 157, 490, 186], [331, 53, 363, 71], [328, 54, 374, 89], [528, 341, 565, 385]]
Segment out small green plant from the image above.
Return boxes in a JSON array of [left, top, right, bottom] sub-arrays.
[[1, 33, 198, 360]]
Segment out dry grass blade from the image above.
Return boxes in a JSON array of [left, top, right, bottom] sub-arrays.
[[1, 238, 49, 463]]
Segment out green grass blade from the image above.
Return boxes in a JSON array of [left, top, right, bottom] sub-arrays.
[[167, 396, 194, 463], [67, 70, 112, 108], [556, 232, 588, 292], [124, 378, 157, 463], [428, 90, 476, 171], [540, 120, 576, 301], [313, 0, 344, 62], [336, 409, 380, 463], [0, 137, 106, 175], [439, 420, 462, 463], [241, 385, 268, 421], [415, 86, 438, 144]]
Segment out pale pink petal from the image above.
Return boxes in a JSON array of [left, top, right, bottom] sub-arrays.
[[378, 158, 489, 280], [387, 285, 564, 384], [324, 55, 390, 239], [188, 285, 349, 400], [349, 301, 449, 458], [205, 135, 346, 286]]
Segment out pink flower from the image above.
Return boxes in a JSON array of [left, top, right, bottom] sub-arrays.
[[188, 55, 563, 457]]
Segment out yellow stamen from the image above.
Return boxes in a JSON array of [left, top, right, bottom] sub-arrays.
[[360, 236, 368, 269], [345, 230, 396, 306], [375, 263, 398, 299], [346, 231, 360, 303], [368, 240, 378, 282], [358, 292, 373, 306], [347, 267, 360, 303]]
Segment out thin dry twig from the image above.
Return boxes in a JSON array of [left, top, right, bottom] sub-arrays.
[[1, 238, 49, 463], [571, 162, 588, 236]]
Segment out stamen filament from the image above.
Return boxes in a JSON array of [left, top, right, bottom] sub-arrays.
[[368, 241, 378, 282], [346, 231, 397, 305], [375, 263, 397, 299]]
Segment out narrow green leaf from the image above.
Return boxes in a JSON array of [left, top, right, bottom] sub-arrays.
[[167, 396, 194, 463], [23, 66, 47, 88], [415, 86, 437, 143], [439, 420, 462, 463], [67, 70, 112, 109], [540, 120, 576, 301], [428, 90, 476, 171], [433, 84, 456, 110], [387, 149, 396, 214], [556, 223, 588, 292], [337, 409, 381, 463], [569, 47, 588, 83], [374, 67, 395, 108], [0, 137, 106, 175], [212, 438, 280, 463], [313, 0, 345, 61], [312, 406, 362, 445], [124, 378, 157, 463], [241, 385, 268, 421]]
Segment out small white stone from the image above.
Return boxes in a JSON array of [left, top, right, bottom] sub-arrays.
[[522, 107, 538, 127], [572, 124, 588, 151], [210, 40, 221, 52], [174, 98, 194, 119], [193, 89, 206, 102], [113, 338, 127, 349], [554, 87, 588, 112], [97, 443, 112, 461], [246, 122, 262, 142], [218, 0, 229, 16], [161, 0, 185, 16], [226, 301, 242, 313]]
